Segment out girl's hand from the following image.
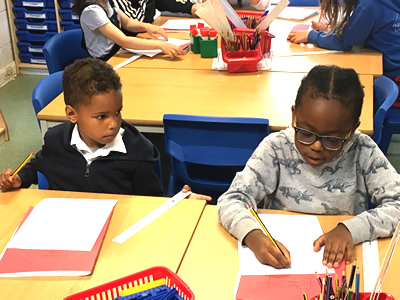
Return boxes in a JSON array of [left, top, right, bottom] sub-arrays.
[[0, 169, 22, 192], [287, 31, 310, 44], [311, 20, 328, 32], [145, 24, 168, 41], [157, 41, 185, 58], [244, 229, 291, 268], [181, 185, 212, 201], [313, 223, 354, 268]]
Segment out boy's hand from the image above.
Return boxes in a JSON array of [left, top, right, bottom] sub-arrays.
[[0, 169, 22, 192], [158, 41, 184, 58], [182, 185, 212, 201], [244, 229, 291, 268], [313, 223, 354, 268], [145, 24, 168, 41], [287, 30, 309, 44]]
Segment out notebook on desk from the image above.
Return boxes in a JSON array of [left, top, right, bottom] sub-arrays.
[[0, 198, 117, 277]]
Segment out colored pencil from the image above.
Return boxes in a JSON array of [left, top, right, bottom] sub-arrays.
[[12, 152, 34, 177]]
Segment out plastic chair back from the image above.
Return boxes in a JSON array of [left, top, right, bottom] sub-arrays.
[[38, 171, 49, 190], [371, 76, 399, 148], [32, 71, 64, 128], [288, 0, 319, 6], [163, 114, 270, 203], [43, 29, 90, 74]]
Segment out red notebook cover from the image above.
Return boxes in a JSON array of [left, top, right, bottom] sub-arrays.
[[0, 207, 112, 277], [235, 262, 345, 300]]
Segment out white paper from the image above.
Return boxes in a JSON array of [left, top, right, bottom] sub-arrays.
[[238, 214, 334, 275], [7, 198, 117, 251], [278, 7, 319, 21], [122, 38, 191, 57], [161, 19, 211, 32]]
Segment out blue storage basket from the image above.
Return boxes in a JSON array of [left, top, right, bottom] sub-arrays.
[[19, 52, 46, 64], [58, 0, 73, 8], [17, 40, 46, 54], [13, 7, 56, 19], [59, 8, 78, 20], [16, 30, 57, 42], [60, 20, 80, 30], [14, 18, 57, 31], [13, 0, 55, 8]]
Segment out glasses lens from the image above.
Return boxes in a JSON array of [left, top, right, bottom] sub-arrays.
[[321, 137, 343, 150], [296, 128, 316, 144]]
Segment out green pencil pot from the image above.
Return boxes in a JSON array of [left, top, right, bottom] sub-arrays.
[[199, 38, 218, 58], [190, 35, 201, 54]]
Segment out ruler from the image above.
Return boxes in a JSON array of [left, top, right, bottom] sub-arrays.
[[362, 239, 380, 292], [112, 191, 191, 244]]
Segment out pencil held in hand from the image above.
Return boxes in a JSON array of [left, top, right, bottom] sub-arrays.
[[248, 205, 286, 257], [12, 152, 34, 177]]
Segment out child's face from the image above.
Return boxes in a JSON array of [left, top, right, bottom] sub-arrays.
[[66, 90, 123, 148], [291, 96, 358, 167]]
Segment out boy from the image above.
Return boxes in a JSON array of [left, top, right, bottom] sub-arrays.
[[217, 65, 400, 269], [0, 58, 210, 201]]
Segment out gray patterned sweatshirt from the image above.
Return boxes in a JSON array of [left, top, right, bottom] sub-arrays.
[[217, 128, 400, 245]]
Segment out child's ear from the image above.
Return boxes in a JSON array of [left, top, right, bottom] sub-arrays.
[[291, 105, 296, 127], [65, 105, 78, 123], [349, 120, 361, 139]]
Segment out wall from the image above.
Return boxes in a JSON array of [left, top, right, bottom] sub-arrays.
[[0, 0, 16, 88]]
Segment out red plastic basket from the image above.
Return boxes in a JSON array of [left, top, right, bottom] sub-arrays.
[[64, 266, 194, 300], [233, 27, 275, 54]]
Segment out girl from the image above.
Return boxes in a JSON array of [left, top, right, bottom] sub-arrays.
[[287, 0, 400, 106], [72, 0, 184, 60], [217, 65, 400, 269]]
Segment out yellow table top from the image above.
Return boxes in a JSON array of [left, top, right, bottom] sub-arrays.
[[0, 189, 205, 299], [177, 205, 400, 300]]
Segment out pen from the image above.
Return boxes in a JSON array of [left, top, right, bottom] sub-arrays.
[[12, 152, 34, 177], [348, 260, 357, 289], [248, 205, 286, 257], [355, 267, 360, 300]]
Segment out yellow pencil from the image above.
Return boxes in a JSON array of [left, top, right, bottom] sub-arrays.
[[12, 152, 34, 177], [248, 205, 285, 256]]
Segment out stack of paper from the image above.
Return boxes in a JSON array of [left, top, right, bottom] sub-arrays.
[[0, 198, 117, 277], [234, 214, 345, 300]]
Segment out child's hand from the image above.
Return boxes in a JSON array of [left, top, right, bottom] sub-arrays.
[[287, 31, 309, 44], [311, 20, 328, 32], [181, 185, 212, 201], [244, 229, 291, 268], [158, 41, 185, 58], [313, 223, 354, 268], [0, 169, 22, 192], [145, 24, 168, 41]]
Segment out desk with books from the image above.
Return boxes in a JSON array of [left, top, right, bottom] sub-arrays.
[[177, 205, 400, 300], [0, 189, 206, 299]]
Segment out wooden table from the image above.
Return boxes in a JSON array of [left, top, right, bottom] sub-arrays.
[[177, 205, 400, 300], [0, 189, 206, 299], [37, 15, 380, 135]]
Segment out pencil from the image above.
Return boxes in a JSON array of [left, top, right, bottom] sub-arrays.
[[12, 152, 34, 177], [248, 205, 286, 257]]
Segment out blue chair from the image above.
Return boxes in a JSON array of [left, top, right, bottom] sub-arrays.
[[288, 0, 319, 6], [32, 71, 64, 128], [371, 76, 399, 152], [38, 171, 49, 190], [163, 114, 270, 204], [43, 29, 90, 74]]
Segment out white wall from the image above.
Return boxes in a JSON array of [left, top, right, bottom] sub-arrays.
[[0, 0, 16, 88]]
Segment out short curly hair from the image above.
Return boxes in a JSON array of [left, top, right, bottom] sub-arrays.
[[63, 58, 122, 108]]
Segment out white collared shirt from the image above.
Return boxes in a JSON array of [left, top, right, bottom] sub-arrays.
[[70, 124, 127, 164]]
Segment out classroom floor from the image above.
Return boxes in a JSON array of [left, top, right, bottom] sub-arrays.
[[1, 74, 400, 188]]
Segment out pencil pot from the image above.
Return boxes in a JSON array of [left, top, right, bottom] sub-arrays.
[[190, 34, 201, 54], [311, 293, 394, 300], [233, 28, 275, 54], [200, 38, 218, 58], [221, 42, 262, 73]]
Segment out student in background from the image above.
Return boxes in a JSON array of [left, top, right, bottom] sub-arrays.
[[72, 0, 184, 60], [227, 0, 270, 10], [217, 65, 400, 269], [287, 0, 400, 106], [116, 0, 199, 25], [0, 58, 210, 202]]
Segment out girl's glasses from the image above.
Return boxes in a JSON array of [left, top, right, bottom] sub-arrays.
[[293, 126, 351, 151]]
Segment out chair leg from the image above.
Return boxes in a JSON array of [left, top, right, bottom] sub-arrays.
[[379, 127, 394, 155]]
